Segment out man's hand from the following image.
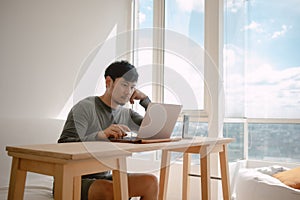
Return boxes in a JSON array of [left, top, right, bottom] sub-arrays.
[[98, 124, 130, 139], [130, 89, 147, 104]]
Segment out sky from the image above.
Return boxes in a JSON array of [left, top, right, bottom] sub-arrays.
[[137, 0, 300, 119], [224, 0, 300, 118]]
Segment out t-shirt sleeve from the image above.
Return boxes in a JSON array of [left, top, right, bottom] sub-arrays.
[[139, 96, 151, 109], [58, 101, 99, 143]]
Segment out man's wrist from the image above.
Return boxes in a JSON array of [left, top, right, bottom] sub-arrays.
[[139, 96, 151, 109], [97, 131, 108, 140]]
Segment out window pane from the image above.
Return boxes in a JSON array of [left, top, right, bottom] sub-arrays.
[[224, 0, 247, 117], [134, 0, 153, 66], [223, 123, 244, 162], [164, 0, 204, 110], [224, 0, 300, 118], [248, 123, 300, 162], [172, 121, 208, 138], [134, 0, 153, 29], [245, 0, 300, 118], [133, 0, 154, 115]]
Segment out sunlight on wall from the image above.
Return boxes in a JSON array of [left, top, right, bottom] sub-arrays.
[[56, 25, 118, 120]]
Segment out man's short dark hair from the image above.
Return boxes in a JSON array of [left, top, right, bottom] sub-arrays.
[[104, 60, 139, 82]]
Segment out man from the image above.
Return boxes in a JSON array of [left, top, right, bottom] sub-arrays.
[[58, 61, 158, 200]]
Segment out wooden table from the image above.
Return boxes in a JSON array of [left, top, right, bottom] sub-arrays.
[[6, 142, 132, 200], [6, 137, 233, 200]]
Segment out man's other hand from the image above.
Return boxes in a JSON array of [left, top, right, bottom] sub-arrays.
[[130, 89, 147, 104]]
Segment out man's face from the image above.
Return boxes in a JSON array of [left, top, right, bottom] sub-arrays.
[[111, 77, 136, 106]]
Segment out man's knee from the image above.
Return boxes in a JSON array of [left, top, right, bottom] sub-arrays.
[[142, 174, 158, 194], [145, 174, 158, 186], [142, 174, 159, 199], [88, 179, 114, 200], [128, 173, 158, 195]]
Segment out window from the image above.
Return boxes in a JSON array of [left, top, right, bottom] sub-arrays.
[[246, 0, 300, 119], [225, 0, 300, 119], [132, 0, 209, 162], [132, 0, 154, 115], [164, 0, 205, 110], [224, 0, 300, 162], [133, 0, 227, 163], [133, 0, 300, 164], [133, 0, 206, 112]]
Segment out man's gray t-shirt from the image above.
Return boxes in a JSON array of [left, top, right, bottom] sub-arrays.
[[58, 96, 150, 143]]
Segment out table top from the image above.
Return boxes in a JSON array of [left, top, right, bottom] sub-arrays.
[[6, 137, 234, 161]]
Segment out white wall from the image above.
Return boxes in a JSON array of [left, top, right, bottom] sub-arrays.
[[0, 0, 131, 119], [0, 0, 132, 188]]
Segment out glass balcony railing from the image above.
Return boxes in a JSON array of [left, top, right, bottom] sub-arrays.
[[171, 119, 300, 164]]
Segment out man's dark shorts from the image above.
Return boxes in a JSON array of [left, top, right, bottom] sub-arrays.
[[53, 172, 113, 200], [81, 174, 113, 200]]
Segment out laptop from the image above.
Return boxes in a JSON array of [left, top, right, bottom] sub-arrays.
[[110, 103, 182, 144]]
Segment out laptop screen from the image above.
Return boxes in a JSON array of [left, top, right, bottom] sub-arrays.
[[137, 103, 182, 139]]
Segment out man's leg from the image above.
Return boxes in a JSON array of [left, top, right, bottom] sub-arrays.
[[88, 173, 158, 200], [128, 173, 158, 200], [88, 179, 114, 200]]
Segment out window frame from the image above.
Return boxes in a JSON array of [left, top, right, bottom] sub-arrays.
[[132, 0, 224, 126]]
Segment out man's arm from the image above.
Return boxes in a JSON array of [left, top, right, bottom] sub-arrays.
[[58, 101, 132, 143], [129, 90, 151, 128], [129, 89, 149, 106], [58, 100, 99, 143], [130, 89, 151, 111], [58, 107, 93, 143]]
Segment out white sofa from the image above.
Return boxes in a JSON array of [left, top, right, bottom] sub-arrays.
[[236, 166, 300, 200]]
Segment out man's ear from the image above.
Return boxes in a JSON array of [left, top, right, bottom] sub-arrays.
[[105, 76, 113, 88]]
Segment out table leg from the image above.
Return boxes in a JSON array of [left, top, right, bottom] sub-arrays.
[[54, 164, 74, 200], [73, 176, 81, 199], [7, 157, 27, 200], [200, 147, 211, 200], [219, 144, 231, 200], [182, 153, 191, 200], [158, 150, 171, 200], [112, 157, 129, 200]]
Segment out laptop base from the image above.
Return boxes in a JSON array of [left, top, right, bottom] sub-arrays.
[[109, 137, 181, 144]]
